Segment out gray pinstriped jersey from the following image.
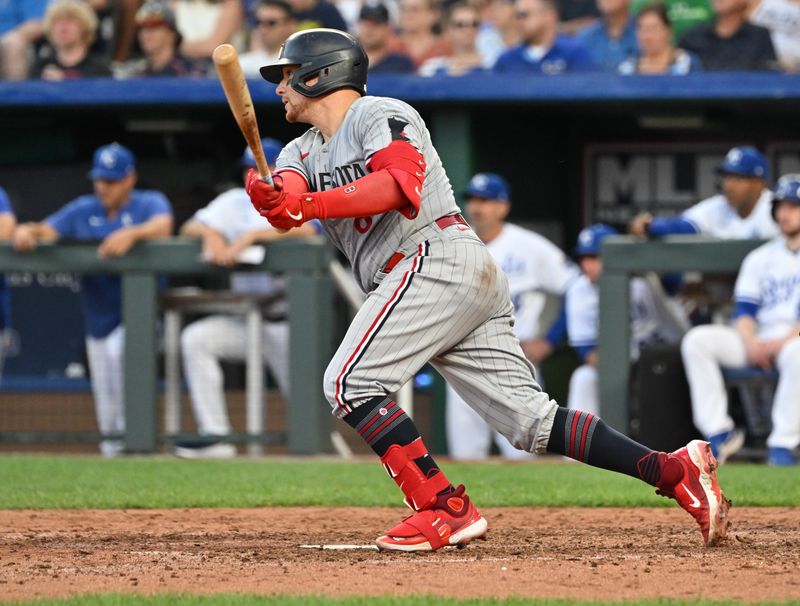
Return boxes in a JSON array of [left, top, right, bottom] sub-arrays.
[[275, 96, 460, 293]]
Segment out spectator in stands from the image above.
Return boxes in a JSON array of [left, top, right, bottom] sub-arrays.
[[0, 187, 16, 383], [566, 224, 688, 416], [288, 0, 347, 31], [356, 3, 415, 73], [577, 0, 638, 71], [618, 2, 702, 73], [446, 172, 579, 460], [0, 0, 49, 80], [392, 0, 452, 68], [419, 1, 489, 76], [629, 146, 778, 239], [631, 0, 713, 43], [174, 139, 319, 459], [173, 0, 245, 61], [559, 0, 601, 35], [239, 0, 296, 77], [476, 0, 520, 66], [12, 143, 173, 457], [134, 0, 205, 76], [749, 0, 800, 72], [32, 0, 112, 80], [678, 0, 777, 70], [680, 174, 800, 466], [493, 0, 595, 73]]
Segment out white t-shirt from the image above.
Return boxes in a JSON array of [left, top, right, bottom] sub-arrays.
[[750, 0, 800, 71]]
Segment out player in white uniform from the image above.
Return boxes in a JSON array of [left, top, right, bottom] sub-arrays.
[[566, 225, 688, 415], [12, 143, 173, 457], [630, 146, 778, 240], [446, 172, 578, 459], [246, 28, 730, 550], [175, 140, 320, 459], [681, 175, 800, 466]]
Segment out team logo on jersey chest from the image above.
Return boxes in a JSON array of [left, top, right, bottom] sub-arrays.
[[309, 162, 366, 191]]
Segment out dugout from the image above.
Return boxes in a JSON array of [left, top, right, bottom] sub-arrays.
[[0, 73, 798, 453]]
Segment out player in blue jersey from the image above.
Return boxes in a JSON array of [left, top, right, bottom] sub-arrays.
[[13, 143, 173, 457], [0, 186, 16, 382]]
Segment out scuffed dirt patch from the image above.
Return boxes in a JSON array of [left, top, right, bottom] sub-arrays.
[[1, 507, 799, 602]]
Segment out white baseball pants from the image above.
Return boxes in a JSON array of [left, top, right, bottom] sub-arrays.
[[86, 325, 125, 457], [681, 324, 800, 449], [181, 316, 290, 436]]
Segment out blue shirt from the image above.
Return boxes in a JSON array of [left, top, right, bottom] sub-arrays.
[[0, 187, 13, 331], [493, 35, 596, 74], [0, 0, 49, 36], [576, 17, 639, 71], [46, 190, 172, 338]]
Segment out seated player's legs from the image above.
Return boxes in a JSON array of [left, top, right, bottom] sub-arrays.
[[768, 337, 800, 460], [680, 324, 747, 461]]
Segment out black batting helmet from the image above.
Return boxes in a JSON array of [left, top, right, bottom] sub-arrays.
[[260, 28, 368, 98]]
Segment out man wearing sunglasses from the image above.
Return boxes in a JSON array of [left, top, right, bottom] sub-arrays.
[[494, 0, 595, 73], [240, 0, 298, 77]]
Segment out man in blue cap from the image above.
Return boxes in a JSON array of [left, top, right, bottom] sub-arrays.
[[629, 146, 778, 239], [13, 143, 174, 457], [175, 139, 321, 459], [446, 171, 579, 459]]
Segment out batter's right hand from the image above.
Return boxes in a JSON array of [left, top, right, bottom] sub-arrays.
[[246, 168, 285, 212]]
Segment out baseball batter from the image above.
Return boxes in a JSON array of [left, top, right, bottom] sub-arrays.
[[247, 28, 730, 550], [681, 174, 800, 466]]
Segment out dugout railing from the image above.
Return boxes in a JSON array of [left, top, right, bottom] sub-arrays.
[[0, 239, 334, 454]]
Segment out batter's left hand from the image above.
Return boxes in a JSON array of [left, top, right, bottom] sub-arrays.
[[246, 168, 285, 212], [261, 191, 318, 230]]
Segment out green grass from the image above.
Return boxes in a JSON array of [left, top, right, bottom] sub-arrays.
[[3, 596, 796, 606], [0, 455, 796, 509]]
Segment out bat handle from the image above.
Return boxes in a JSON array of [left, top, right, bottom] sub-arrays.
[[259, 173, 274, 187]]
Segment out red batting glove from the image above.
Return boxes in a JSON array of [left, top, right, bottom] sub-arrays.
[[261, 191, 319, 230], [246, 168, 285, 212]]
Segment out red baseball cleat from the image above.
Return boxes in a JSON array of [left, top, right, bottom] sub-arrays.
[[376, 484, 488, 552], [657, 439, 731, 546]]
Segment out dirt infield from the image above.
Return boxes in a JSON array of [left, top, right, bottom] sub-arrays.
[[1, 507, 799, 603]]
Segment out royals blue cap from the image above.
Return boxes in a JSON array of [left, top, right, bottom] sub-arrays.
[[717, 146, 768, 179], [462, 172, 510, 202], [575, 224, 618, 256], [88, 143, 136, 181], [241, 138, 283, 168]]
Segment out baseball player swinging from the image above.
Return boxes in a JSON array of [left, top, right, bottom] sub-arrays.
[[247, 28, 731, 550]]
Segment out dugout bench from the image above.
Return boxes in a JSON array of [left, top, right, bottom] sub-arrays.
[[597, 236, 774, 436], [0, 239, 334, 454]]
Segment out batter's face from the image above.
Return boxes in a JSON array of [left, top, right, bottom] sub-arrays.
[[721, 175, 764, 215], [580, 255, 602, 283], [276, 66, 314, 123], [466, 197, 509, 237], [93, 173, 136, 211], [774, 200, 800, 238]]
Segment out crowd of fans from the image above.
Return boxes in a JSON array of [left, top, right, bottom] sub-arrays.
[[0, 0, 796, 81]]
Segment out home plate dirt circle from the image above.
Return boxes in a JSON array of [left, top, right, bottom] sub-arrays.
[[1, 507, 799, 602]]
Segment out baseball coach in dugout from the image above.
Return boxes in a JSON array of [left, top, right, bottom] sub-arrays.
[[246, 28, 731, 551]]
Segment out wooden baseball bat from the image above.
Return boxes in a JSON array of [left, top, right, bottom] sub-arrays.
[[213, 43, 288, 231]]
